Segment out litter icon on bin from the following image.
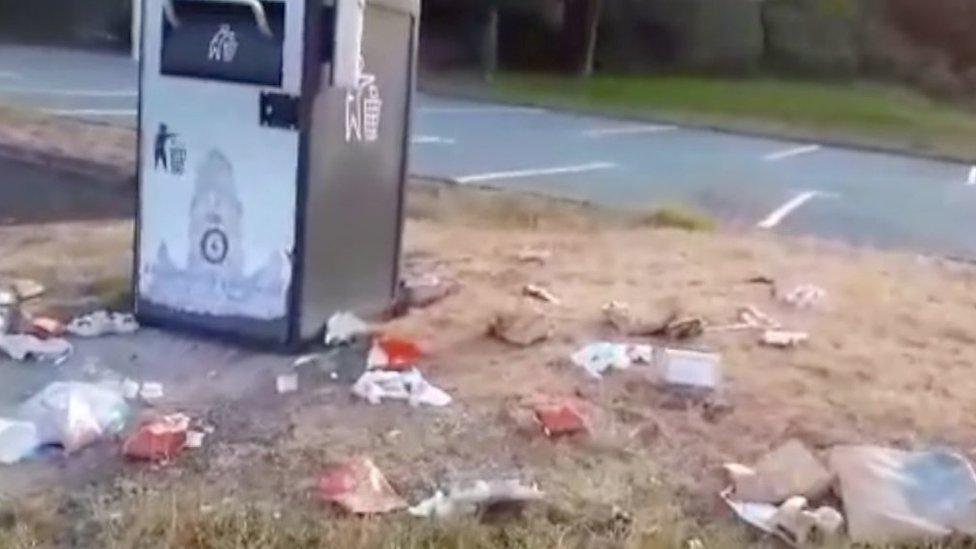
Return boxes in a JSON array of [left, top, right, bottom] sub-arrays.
[[345, 65, 382, 144]]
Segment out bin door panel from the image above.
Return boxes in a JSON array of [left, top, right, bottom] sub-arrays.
[[136, 0, 304, 343]]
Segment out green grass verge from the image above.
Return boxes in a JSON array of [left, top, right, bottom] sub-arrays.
[[425, 72, 976, 161]]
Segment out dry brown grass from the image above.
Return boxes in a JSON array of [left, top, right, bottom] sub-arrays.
[[1, 182, 975, 547]]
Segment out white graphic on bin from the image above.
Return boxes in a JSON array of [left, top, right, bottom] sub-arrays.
[[345, 60, 382, 144], [208, 24, 239, 63]]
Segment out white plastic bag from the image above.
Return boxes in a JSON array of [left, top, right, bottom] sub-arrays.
[[19, 382, 129, 453], [830, 445, 976, 543], [571, 343, 633, 379], [0, 418, 38, 464], [352, 369, 451, 407]]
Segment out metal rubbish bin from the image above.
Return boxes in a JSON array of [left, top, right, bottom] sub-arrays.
[[134, 0, 419, 346]]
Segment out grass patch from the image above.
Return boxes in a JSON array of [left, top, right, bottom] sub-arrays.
[[636, 205, 716, 232], [425, 72, 976, 160]]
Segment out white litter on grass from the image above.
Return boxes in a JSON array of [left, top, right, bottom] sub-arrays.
[[780, 285, 826, 309], [523, 284, 561, 305], [121, 379, 141, 400], [740, 305, 781, 329], [18, 382, 129, 454], [0, 418, 38, 465], [67, 310, 139, 337], [139, 382, 164, 401], [292, 354, 321, 368], [722, 490, 843, 547], [409, 478, 544, 519], [0, 334, 72, 363], [761, 330, 809, 348], [276, 373, 299, 394], [352, 369, 452, 407], [572, 342, 654, 379], [184, 430, 205, 449], [367, 341, 388, 370], [324, 312, 369, 346], [572, 343, 632, 379], [661, 349, 721, 391]]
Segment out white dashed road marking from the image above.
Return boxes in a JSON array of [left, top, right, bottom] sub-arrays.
[[763, 144, 821, 162], [420, 106, 543, 115], [584, 124, 677, 137], [756, 191, 823, 229], [412, 135, 456, 145], [43, 108, 137, 117], [455, 162, 617, 184]]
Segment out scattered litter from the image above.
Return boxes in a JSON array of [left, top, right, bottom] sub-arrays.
[[830, 445, 976, 543], [779, 285, 826, 309], [292, 353, 321, 369], [0, 418, 38, 464], [139, 382, 164, 402], [403, 274, 456, 308], [489, 307, 552, 347], [663, 316, 705, 340], [318, 456, 406, 514], [410, 477, 544, 519], [367, 336, 423, 371], [276, 373, 299, 394], [761, 330, 809, 348], [523, 284, 561, 305], [0, 305, 18, 335], [28, 316, 66, 339], [602, 300, 677, 336], [515, 248, 551, 264], [122, 413, 190, 461], [724, 439, 832, 504], [11, 279, 44, 301], [19, 382, 129, 453], [66, 310, 138, 337], [120, 379, 141, 400], [740, 306, 781, 330], [660, 349, 721, 392], [534, 400, 588, 437], [723, 490, 843, 546], [185, 430, 205, 449], [324, 312, 370, 346], [572, 342, 631, 379], [352, 369, 452, 407], [0, 334, 72, 362], [0, 284, 17, 306]]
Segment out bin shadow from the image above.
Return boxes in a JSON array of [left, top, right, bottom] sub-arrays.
[[0, 159, 134, 225]]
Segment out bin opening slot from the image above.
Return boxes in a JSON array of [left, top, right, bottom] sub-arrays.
[[161, 0, 286, 86]]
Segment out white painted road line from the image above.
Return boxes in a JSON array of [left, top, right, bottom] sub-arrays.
[[584, 124, 677, 137], [43, 108, 137, 117], [968, 166, 976, 186], [0, 87, 137, 97], [412, 135, 456, 145], [455, 162, 617, 184], [420, 106, 543, 115], [756, 191, 822, 229], [763, 144, 821, 162]]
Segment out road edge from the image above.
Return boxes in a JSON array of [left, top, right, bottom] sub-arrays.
[[419, 81, 974, 166]]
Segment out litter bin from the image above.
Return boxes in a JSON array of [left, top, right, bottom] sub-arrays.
[[134, 0, 419, 346]]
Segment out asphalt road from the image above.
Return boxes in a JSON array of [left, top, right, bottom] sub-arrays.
[[1, 45, 975, 259]]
